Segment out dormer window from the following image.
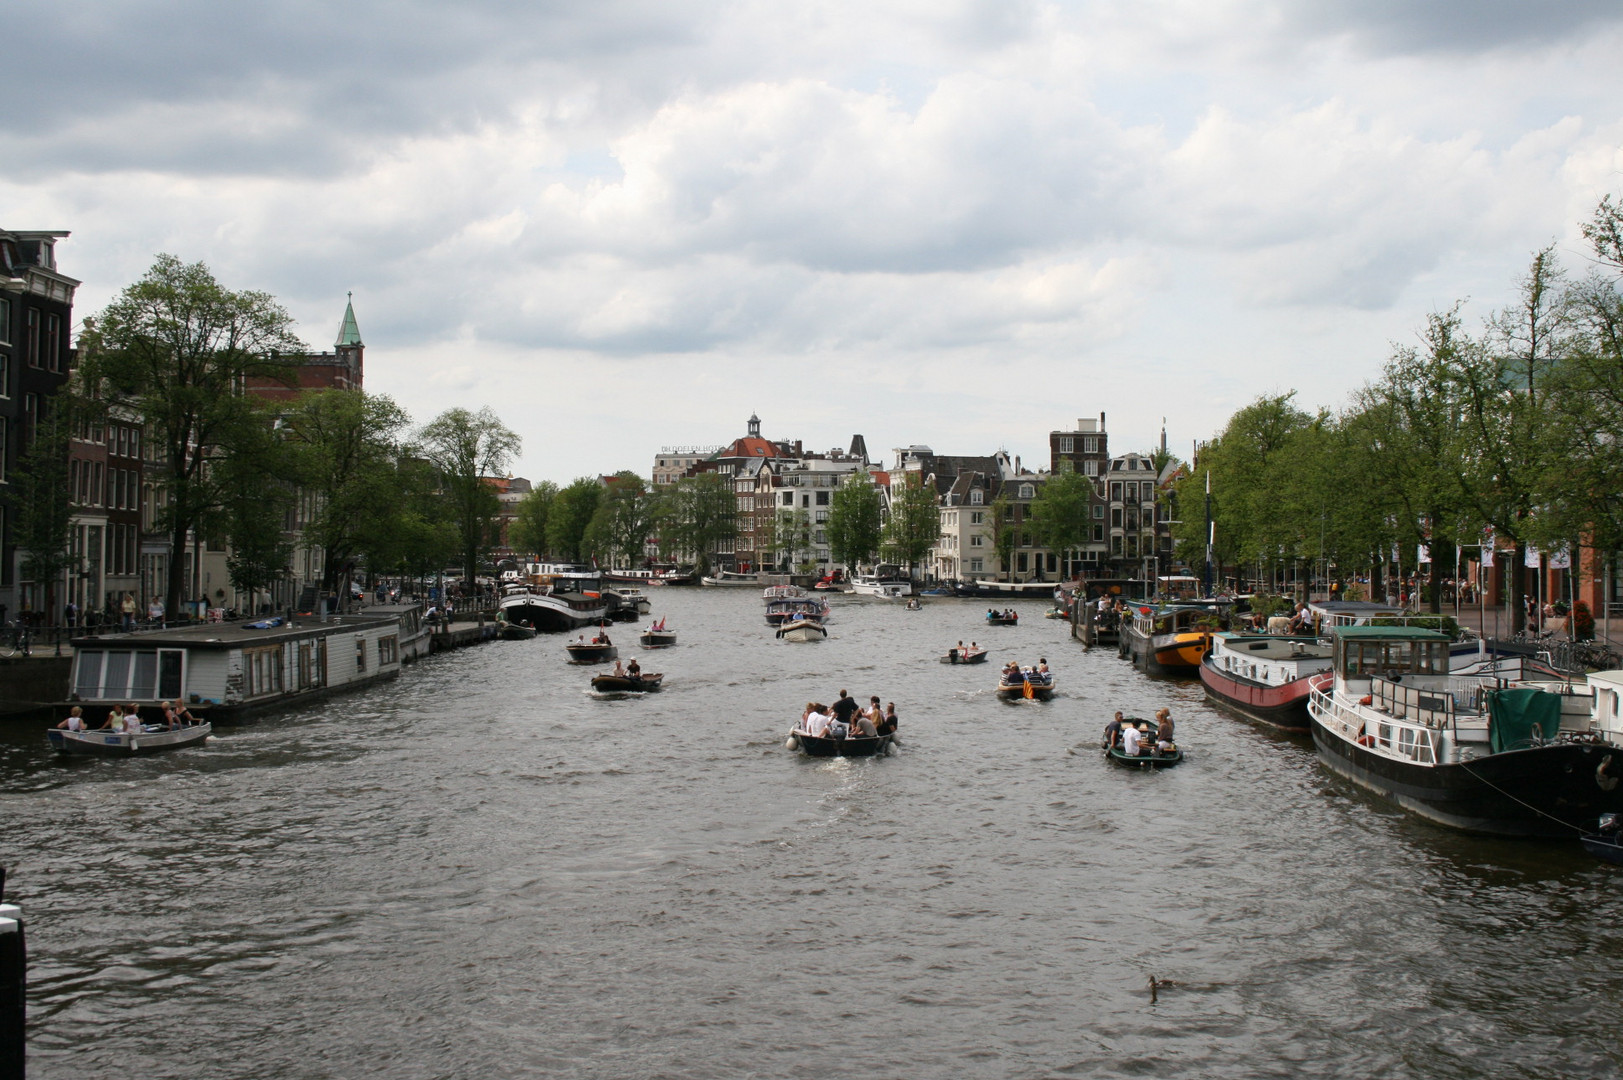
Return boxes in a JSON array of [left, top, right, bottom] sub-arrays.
[[969, 490, 983, 505], [1019, 484, 1034, 499]]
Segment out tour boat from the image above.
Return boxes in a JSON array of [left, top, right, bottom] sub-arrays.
[[1306, 626, 1623, 837], [764, 597, 832, 626], [48, 722, 213, 756], [996, 668, 1054, 700], [850, 574, 912, 599], [700, 571, 762, 587], [1199, 632, 1335, 732], [762, 584, 808, 602], [590, 672, 664, 693], [953, 579, 1057, 599], [776, 618, 828, 642], [1104, 718, 1182, 769]]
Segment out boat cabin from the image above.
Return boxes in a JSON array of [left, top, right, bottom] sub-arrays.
[[68, 613, 405, 721]]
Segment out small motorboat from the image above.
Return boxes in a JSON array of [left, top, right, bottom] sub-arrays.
[[776, 618, 827, 642], [47, 722, 213, 756], [940, 647, 988, 664], [565, 640, 619, 664], [1581, 814, 1623, 865], [499, 622, 537, 640], [639, 627, 677, 648], [904, 598, 923, 611], [1044, 606, 1069, 620], [1105, 718, 1182, 769], [995, 668, 1054, 700], [590, 672, 664, 694], [985, 611, 1019, 626], [784, 729, 893, 757]]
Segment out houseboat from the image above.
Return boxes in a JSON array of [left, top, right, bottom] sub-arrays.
[[1306, 626, 1623, 837], [1121, 603, 1229, 676], [1200, 632, 1334, 731], [498, 567, 612, 631], [65, 613, 405, 723]]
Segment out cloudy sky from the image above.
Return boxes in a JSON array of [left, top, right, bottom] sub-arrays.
[[10, 1, 1623, 483]]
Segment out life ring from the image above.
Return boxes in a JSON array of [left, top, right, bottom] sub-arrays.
[[1598, 754, 1619, 792]]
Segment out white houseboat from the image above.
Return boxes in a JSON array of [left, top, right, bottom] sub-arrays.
[[67, 613, 405, 722]]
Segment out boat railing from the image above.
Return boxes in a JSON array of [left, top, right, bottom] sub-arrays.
[[1311, 683, 1442, 765]]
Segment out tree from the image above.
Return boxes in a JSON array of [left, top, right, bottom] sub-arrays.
[[665, 472, 738, 575], [990, 494, 1016, 578], [281, 389, 412, 603], [584, 472, 655, 568], [880, 473, 939, 578], [80, 254, 304, 616], [766, 507, 813, 571], [14, 394, 78, 623], [1028, 467, 1091, 577], [548, 478, 603, 563], [508, 481, 559, 560], [417, 406, 522, 582], [826, 472, 882, 570]]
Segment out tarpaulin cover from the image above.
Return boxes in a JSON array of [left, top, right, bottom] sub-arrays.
[[1487, 687, 1563, 753]]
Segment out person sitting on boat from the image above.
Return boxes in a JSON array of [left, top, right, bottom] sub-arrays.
[[626, 658, 641, 679], [805, 705, 834, 738], [1001, 660, 1020, 682], [174, 704, 198, 727], [1155, 708, 1175, 747], [1121, 723, 1144, 756], [1104, 711, 1124, 750], [160, 701, 180, 730], [852, 708, 878, 738], [879, 702, 899, 736], [56, 706, 87, 732], [1036, 657, 1049, 675], [612, 659, 625, 677]]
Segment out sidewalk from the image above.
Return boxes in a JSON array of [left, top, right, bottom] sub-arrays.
[[1442, 605, 1622, 651]]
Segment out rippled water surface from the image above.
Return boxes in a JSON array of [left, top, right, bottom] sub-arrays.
[[2, 589, 1619, 1078]]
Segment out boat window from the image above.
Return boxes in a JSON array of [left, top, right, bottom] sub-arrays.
[[104, 651, 131, 697], [75, 651, 104, 698], [131, 651, 158, 699], [355, 636, 367, 673]]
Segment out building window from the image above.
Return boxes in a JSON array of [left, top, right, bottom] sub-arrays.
[[1083, 437, 1099, 453], [1018, 484, 1034, 499], [1111, 508, 1122, 527], [1093, 504, 1104, 519], [969, 557, 984, 572], [970, 535, 984, 547], [355, 636, 367, 673], [970, 511, 984, 525], [1084, 459, 1098, 476], [244, 645, 286, 697], [0, 298, 9, 343], [0, 416, 7, 480], [379, 635, 399, 665], [816, 491, 829, 506], [1057, 437, 1073, 453], [969, 490, 983, 505], [1093, 523, 1104, 542], [45, 313, 61, 373], [25, 309, 39, 367], [0, 353, 8, 398]]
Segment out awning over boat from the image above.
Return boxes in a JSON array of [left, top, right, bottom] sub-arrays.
[[1487, 687, 1563, 753]]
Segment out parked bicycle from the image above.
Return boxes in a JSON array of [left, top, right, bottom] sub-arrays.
[[0, 623, 32, 659]]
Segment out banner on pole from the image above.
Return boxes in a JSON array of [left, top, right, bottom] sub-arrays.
[[1417, 544, 1430, 564], [1550, 547, 1571, 570], [1482, 547, 1494, 567], [1525, 546, 1541, 568]]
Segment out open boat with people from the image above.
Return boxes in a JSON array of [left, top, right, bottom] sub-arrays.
[[941, 645, 988, 664], [985, 609, 1019, 626], [1104, 718, 1182, 768], [701, 570, 762, 587], [776, 618, 828, 642], [48, 721, 212, 756], [1306, 626, 1623, 837], [590, 672, 664, 694], [996, 664, 1054, 700], [639, 620, 677, 648], [565, 638, 619, 664], [498, 620, 538, 641]]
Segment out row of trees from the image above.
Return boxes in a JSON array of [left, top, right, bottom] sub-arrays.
[[13, 256, 525, 617], [1165, 195, 1623, 633]]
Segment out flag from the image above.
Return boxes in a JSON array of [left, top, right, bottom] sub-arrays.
[[1525, 546, 1541, 568], [1482, 547, 1494, 568], [1550, 547, 1571, 570], [1418, 544, 1431, 564], [1023, 679, 1034, 700]]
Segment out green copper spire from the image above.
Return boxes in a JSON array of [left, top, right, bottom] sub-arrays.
[[335, 291, 363, 348]]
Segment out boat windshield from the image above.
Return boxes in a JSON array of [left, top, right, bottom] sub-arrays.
[[1340, 638, 1449, 678]]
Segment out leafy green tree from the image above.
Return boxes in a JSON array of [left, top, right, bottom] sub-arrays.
[[548, 478, 603, 563], [766, 507, 813, 571], [584, 472, 655, 568], [508, 481, 558, 560], [80, 254, 304, 616], [990, 494, 1016, 578], [417, 406, 522, 582], [1028, 467, 1091, 576], [826, 472, 882, 570], [14, 395, 78, 623], [665, 472, 738, 575], [880, 474, 939, 578], [280, 389, 411, 600]]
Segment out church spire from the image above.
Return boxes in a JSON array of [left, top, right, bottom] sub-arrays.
[[335, 292, 363, 348]]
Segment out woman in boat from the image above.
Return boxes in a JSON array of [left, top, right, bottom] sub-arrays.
[[56, 706, 87, 731], [852, 707, 878, 738], [1155, 708, 1174, 746]]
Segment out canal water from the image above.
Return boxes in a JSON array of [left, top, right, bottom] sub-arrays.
[[1, 588, 1617, 1079]]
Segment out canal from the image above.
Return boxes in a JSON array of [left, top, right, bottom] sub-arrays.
[[1, 588, 1617, 1078]]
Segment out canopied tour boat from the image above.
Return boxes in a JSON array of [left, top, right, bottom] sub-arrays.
[[1306, 627, 1623, 837], [764, 597, 832, 626]]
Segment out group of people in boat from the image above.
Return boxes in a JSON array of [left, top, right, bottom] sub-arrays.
[[987, 608, 1019, 620], [946, 640, 982, 662], [607, 657, 645, 679], [1103, 708, 1176, 755], [573, 630, 613, 646], [1000, 658, 1051, 684], [797, 689, 898, 741], [55, 701, 201, 734]]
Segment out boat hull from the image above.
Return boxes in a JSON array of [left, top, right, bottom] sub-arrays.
[[788, 732, 893, 757], [776, 620, 827, 642], [996, 680, 1055, 700], [639, 632, 677, 648], [565, 644, 619, 664], [48, 723, 212, 756], [590, 674, 663, 693], [940, 650, 988, 664], [500, 594, 610, 632], [1106, 746, 1182, 768], [1308, 710, 1623, 837], [1581, 832, 1623, 865], [1198, 659, 1321, 732]]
